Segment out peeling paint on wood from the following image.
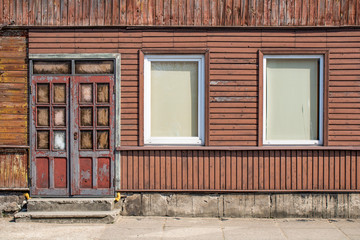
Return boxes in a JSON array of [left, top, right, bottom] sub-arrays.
[[0, 150, 28, 188]]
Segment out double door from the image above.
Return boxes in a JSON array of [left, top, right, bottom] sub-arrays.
[[31, 75, 115, 196]]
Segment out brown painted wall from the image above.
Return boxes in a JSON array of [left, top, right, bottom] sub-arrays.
[[0, 30, 28, 146], [1, 0, 360, 27], [28, 28, 360, 191], [28, 28, 360, 147]]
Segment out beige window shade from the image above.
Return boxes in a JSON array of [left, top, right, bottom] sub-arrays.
[[266, 59, 319, 141], [151, 61, 198, 137]]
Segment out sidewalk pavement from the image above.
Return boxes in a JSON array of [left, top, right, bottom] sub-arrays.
[[0, 216, 359, 240]]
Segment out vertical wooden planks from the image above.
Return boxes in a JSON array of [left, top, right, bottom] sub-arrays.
[[68, 0, 75, 25], [120, 149, 360, 191], [193, 151, 199, 189], [194, 0, 202, 25], [0, 150, 28, 188], [202, 0, 210, 25], [178, 0, 186, 25], [120, 0, 126, 25], [171, 150, 177, 189], [61, 0, 68, 25], [176, 150, 182, 189], [224, 0, 233, 26], [186, 0, 194, 25], [2, 0, 360, 27]]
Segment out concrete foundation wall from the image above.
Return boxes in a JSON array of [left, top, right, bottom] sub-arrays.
[[120, 193, 360, 219], [0, 192, 26, 217]]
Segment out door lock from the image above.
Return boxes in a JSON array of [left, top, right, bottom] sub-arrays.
[[74, 132, 78, 140]]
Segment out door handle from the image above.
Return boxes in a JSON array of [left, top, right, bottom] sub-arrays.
[[74, 132, 78, 140]]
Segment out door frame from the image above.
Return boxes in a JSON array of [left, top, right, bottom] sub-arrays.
[[29, 53, 121, 197]]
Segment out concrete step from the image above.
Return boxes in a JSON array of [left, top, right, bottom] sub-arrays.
[[27, 198, 115, 212], [14, 210, 120, 224]]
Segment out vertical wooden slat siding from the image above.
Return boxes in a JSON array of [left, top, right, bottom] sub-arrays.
[[0, 150, 28, 188], [120, 150, 360, 191], [0, 30, 28, 146], [1, 0, 360, 26]]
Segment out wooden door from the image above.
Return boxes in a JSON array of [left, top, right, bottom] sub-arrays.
[[31, 75, 115, 197], [70, 76, 115, 196], [31, 76, 70, 196]]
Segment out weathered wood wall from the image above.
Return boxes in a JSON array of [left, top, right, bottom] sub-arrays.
[[121, 149, 360, 191], [1, 0, 360, 27], [28, 28, 360, 191], [0, 30, 28, 146], [0, 149, 28, 189]]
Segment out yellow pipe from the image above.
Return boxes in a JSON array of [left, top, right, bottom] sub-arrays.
[[114, 192, 121, 202], [24, 193, 31, 200]]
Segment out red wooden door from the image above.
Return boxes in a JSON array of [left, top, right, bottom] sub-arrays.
[[70, 76, 115, 196], [31, 75, 114, 196]]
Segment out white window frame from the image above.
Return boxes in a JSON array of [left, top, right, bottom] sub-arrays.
[[263, 55, 324, 145], [144, 55, 205, 145]]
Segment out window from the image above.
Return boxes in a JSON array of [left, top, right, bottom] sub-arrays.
[[263, 55, 323, 145], [144, 55, 205, 145]]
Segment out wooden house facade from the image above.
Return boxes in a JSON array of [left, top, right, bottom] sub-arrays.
[[1, 0, 360, 217]]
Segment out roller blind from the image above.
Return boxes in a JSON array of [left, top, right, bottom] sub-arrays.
[[266, 59, 319, 141], [151, 61, 198, 137]]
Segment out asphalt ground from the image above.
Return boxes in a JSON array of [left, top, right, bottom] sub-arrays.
[[0, 216, 359, 240]]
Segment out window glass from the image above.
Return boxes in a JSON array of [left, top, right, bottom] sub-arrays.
[[265, 57, 321, 144], [75, 60, 114, 74], [33, 61, 71, 74], [151, 62, 198, 137]]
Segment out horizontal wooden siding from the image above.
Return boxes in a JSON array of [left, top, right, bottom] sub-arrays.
[[28, 29, 360, 147], [0, 30, 28, 146], [1, 0, 360, 27], [121, 150, 360, 191]]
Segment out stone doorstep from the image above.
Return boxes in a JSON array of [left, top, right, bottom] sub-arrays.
[[14, 210, 121, 224], [27, 198, 115, 212]]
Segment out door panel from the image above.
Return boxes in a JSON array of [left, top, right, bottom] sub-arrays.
[[70, 76, 115, 196], [31, 76, 70, 196], [31, 75, 115, 197]]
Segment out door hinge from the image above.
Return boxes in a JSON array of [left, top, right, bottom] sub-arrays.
[[29, 85, 32, 95], [113, 85, 116, 94]]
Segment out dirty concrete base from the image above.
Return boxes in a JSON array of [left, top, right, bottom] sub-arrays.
[[120, 193, 360, 218], [0, 192, 26, 217]]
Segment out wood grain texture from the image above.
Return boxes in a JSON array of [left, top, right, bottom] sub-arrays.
[[0, 149, 28, 188], [1, 0, 360, 26], [0, 30, 28, 146], [120, 149, 360, 191]]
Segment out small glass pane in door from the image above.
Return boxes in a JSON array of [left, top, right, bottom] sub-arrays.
[[53, 84, 66, 103], [37, 131, 50, 149], [54, 108, 66, 126], [37, 84, 50, 103], [54, 131, 66, 150], [80, 108, 93, 126], [80, 84, 93, 103], [37, 107, 49, 126], [97, 131, 109, 149], [80, 131, 93, 149], [97, 84, 109, 103], [97, 107, 109, 126]]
